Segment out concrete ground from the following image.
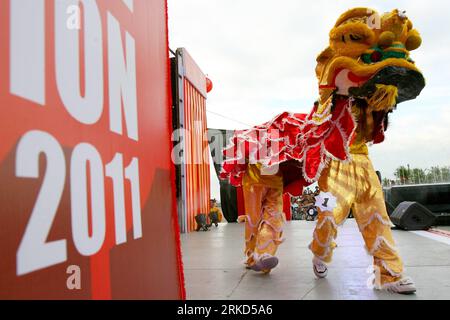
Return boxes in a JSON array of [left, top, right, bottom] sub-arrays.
[[180, 219, 450, 300]]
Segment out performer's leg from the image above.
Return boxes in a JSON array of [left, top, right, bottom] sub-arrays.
[[253, 186, 285, 261], [310, 161, 355, 264], [352, 157, 404, 286], [242, 184, 267, 266]]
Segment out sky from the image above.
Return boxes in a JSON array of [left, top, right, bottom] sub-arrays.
[[168, 0, 450, 200]]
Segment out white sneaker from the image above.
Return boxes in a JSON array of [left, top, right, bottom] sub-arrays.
[[381, 277, 417, 295], [250, 255, 279, 273], [313, 257, 328, 279]]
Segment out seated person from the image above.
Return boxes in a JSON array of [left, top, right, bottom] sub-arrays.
[[209, 199, 223, 226]]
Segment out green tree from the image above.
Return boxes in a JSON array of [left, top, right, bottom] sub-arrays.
[[410, 168, 426, 184], [427, 166, 442, 183], [442, 167, 450, 182], [393, 165, 450, 185], [395, 166, 410, 184]]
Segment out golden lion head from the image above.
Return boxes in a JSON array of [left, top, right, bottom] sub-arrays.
[[316, 8, 425, 111]]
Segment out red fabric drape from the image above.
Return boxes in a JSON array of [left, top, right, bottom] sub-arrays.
[[283, 193, 292, 221]]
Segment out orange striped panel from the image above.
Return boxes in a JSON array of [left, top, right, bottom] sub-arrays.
[[184, 79, 210, 232]]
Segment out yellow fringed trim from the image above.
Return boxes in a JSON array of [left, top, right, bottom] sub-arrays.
[[366, 84, 398, 112]]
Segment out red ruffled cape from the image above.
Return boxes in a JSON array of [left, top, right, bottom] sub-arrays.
[[220, 97, 386, 196]]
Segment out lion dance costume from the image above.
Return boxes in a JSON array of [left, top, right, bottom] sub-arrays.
[[220, 8, 425, 293]]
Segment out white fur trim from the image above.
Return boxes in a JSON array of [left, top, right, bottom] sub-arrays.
[[244, 215, 259, 229], [258, 220, 284, 233], [312, 231, 334, 248], [309, 242, 332, 261], [378, 259, 403, 278], [316, 215, 338, 230], [359, 212, 392, 231], [369, 236, 398, 255], [257, 237, 286, 251]]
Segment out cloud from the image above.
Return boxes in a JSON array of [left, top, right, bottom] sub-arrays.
[[371, 104, 450, 179], [168, 0, 450, 197]]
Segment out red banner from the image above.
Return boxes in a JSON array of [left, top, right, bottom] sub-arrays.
[[0, 0, 184, 299]]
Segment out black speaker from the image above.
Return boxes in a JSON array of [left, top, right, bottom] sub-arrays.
[[384, 183, 450, 213], [390, 202, 436, 231]]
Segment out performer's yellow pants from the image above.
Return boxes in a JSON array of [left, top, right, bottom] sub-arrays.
[[242, 184, 285, 266], [310, 154, 403, 285]]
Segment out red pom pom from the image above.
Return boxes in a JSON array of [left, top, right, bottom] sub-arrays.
[[206, 77, 213, 93]]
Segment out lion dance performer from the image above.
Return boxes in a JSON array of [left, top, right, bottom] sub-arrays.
[[220, 8, 424, 294]]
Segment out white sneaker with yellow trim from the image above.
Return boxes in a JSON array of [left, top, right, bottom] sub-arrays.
[[381, 276, 417, 295]]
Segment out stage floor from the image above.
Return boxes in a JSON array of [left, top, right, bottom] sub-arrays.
[[181, 219, 450, 300]]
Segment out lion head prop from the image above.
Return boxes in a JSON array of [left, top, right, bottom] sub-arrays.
[[220, 8, 426, 193], [316, 8, 425, 111]]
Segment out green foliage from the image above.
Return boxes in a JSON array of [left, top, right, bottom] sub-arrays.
[[385, 165, 450, 186]]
